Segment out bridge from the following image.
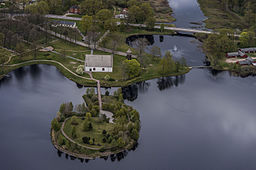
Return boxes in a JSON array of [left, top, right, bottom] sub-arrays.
[[45, 14, 214, 35]]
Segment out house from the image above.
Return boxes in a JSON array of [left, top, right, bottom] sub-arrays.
[[69, 6, 80, 14], [51, 20, 77, 28], [237, 56, 255, 65], [84, 54, 113, 72], [115, 14, 128, 19], [122, 8, 128, 14], [239, 47, 256, 53], [226, 50, 248, 58]]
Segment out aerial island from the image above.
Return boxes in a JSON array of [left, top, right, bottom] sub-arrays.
[[51, 88, 140, 159]]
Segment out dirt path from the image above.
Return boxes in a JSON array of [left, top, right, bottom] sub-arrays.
[[4, 59, 92, 81], [86, 72, 102, 110], [61, 117, 101, 151]]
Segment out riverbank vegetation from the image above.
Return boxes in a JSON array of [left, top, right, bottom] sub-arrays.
[[196, 29, 256, 76], [0, 10, 188, 87], [198, 0, 256, 32], [51, 88, 140, 159]]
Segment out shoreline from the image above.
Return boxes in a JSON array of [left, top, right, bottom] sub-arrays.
[[51, 129, 135, 160], [0, 59, 191, 87]]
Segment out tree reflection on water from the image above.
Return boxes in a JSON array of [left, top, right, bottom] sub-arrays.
[[157, 75, 186, 91]]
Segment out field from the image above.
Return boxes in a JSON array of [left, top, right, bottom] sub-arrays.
[[63, 117, 115, 149], [198, 0, 246, 30]]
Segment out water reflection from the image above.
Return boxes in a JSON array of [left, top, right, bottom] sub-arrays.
[[14, 67, 27, 81], [55, 149, 133, 163], [157, 75, 186, 91], [122, 84, 138, 101], [29, 65, 41, 80], [126, 34, 206, 66]]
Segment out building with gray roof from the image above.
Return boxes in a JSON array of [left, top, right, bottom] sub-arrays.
[[84, 54, 113, 72]]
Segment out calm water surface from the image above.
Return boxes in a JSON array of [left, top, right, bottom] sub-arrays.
[[1, 0, 256, 169], [1, 66, 256, 170]]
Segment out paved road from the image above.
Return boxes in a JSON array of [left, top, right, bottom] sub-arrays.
[[45, 14, 82, 21]]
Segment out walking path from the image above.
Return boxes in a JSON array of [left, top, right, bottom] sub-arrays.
[[51, 50, 84, 63], [39, 27, 137, 58], [60, 117, 101, 151], [96, 30, 110, 46], [4, 59, 92, 81], [86, 72, 102, 110]]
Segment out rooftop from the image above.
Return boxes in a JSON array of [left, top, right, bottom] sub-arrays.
[[85, 55, 113, 67], [51, 20, 76, 26]]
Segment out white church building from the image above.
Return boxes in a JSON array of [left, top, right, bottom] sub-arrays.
[[84, 54, 113, 72]]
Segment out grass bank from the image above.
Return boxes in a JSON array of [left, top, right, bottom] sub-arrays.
[[198, 0, 245, 30]]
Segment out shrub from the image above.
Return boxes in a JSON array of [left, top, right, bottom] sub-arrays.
[[131, 129, 139, 141], [71, 116, 79, 125], [102, 130, 107, 135], [117, 137, 125, 148], [71, 126, 77, 139], [105, 91, 110, 96], [51, 118, 61, 132], [83, 120, 90, 132], [57, 135, 66, 146], [104, 74, 110, 81], [88, 122, 93, 131], [109, 78, 115, 81], [82, 136, 90, 144]]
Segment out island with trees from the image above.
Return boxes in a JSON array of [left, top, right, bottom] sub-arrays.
[[51, 88, 140, 159]]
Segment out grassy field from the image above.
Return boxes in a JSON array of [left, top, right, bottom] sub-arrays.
[[101, 26, 175, 53], [63, 117, 115, 149], [147, 0, 175, 23], [198, 0, 246, 30]]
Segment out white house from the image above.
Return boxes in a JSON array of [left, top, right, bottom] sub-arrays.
[[85, 54, 113, 72]]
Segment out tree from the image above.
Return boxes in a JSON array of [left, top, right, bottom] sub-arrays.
[[83, 119, 90, 131], [81, 15, 93, 34], [86, 112, 92, 120], [127, 0, 139, 7], [51, 118, 61, 131], [0, 33, 4, 46], [128, 5, 143, 23], [158, 51, 176, 75], [117, 137, 125, 148], [71, 126, 77, 138], [16, 42, 25, 58], [131, 129, 139, 141], [71, 116, 79, 125], [239, 31, 255, 48], [80, 0, 102, 15], [68, 102, 73, 113], [104, 19, 117, 32], [151, 46, 162, 60], [145, 17, 156, 30], [25, 1, 50, 15], [59, 103, 66, 114], [107, 33, 121, 54], [140, 2, 154, 21], [122, 59, 141, 79], [96, 9, 113, 27], [160, 24, 165, 32]]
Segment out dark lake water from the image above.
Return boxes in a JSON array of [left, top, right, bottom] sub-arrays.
[[1, 0, 256, 170], [1, 65, 256, 170], [169, 0, 207, 28], [127, 34, 206, 66]]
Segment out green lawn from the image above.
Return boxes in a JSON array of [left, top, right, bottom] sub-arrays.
[[63, 117, 115, 149]]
